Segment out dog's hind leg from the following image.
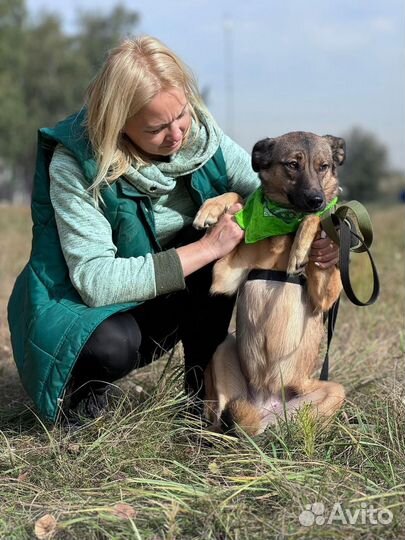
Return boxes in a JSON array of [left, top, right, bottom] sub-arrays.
[[276, 379, 345, 422], [204, 334, 249, 428], [254, 379, 345, 432]]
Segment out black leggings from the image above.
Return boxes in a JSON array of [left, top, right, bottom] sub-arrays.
[[70, 260, 235, 401]]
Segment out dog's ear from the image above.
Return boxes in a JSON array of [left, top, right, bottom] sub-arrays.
[[323, 135, 346, 166], [252, 138, 276, 172]]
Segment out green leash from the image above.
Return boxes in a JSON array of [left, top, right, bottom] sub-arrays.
[[319, 200, 380, 381], [321, 201, 380, 307]]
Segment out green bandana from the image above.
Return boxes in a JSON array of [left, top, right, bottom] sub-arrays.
[[235, 187, 338, 243]]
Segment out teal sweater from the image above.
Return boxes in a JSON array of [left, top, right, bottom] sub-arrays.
[[49, 111, 259, 307]]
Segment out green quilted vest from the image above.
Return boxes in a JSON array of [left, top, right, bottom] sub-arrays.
[[7, 110, 229, 422]]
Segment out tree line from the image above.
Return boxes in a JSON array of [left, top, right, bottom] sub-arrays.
[[0, 0, 402, 202], [0, 0, 139, 199]]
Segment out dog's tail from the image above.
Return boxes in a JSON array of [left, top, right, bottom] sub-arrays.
[[220, 398, 264, 436]]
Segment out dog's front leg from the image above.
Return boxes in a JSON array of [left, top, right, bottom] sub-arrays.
[[306, 261, 342, 312], [210, 241, 264, 295], [193, 192, 243, 229], [210, 248, 249, 296], [287, 215, 320, 275]]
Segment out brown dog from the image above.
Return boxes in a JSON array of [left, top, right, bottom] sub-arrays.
[[193, 132, 346, 435]]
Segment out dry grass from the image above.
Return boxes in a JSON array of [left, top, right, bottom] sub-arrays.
[[0, 202, 404, 539], [0, 205, 32, 408]]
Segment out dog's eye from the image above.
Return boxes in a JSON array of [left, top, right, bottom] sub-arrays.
[[286, 161, 298, 170], [320, 163, 329, 172]]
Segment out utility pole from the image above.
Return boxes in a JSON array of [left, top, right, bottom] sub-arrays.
[[223, 14, 235, 139]]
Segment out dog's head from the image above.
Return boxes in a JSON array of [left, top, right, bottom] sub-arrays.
[[251, 132, 345, 213]]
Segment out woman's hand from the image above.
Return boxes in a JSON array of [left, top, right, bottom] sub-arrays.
[[310, 230, 339, 269], [198, 203, 244, 260], [176, 203, 244, 277]]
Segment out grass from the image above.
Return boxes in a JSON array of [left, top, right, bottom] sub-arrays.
[[0, 202, 404, 539]]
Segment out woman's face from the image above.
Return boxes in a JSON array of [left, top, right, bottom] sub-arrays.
[[124, 87, 191, 157]]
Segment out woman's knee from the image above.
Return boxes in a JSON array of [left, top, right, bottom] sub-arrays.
[[79, 311, 142, 380]]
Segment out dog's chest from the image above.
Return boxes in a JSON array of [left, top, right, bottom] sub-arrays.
[[236, 279, 308, 350], [235, 279, 320, 388]]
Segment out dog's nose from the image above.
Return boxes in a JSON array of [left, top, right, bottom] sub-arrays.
[[304, 193, 325, 211]]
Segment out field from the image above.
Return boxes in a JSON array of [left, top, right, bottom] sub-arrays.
[[0, 203, 404, 539]]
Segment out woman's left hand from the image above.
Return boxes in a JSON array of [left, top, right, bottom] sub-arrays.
[[310, 231, 339, 269]]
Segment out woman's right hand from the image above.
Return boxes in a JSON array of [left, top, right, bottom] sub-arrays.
[[198, 203, 244, 260], [176, 203, 244, 277]]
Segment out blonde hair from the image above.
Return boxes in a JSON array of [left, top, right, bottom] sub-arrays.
[[85, 36, 206, 199]]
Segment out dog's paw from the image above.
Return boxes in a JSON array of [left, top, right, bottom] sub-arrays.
[[287, 215, 319, 274], [193, 203, 224, 229], [287, 248, 309, 275], [193, 193, 243, 229]]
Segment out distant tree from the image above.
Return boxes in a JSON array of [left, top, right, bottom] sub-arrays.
[[339, 127, 389, 202], [379, 170, 405, 201], [18, 14, 88, 191], [76, 5, 139, 73], [0, 1, 140, 198], [0, 0, 28, 187]]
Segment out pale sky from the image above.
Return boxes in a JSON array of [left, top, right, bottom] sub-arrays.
[[27, 0, 405, 170]]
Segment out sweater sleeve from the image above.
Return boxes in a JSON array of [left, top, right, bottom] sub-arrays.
[[219, 132, 260, 198], [49, 145, 185, 308]]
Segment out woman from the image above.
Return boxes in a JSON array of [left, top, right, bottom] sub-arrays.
[[7, 36, 338, 423]]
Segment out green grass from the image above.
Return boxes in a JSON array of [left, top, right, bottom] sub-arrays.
[[0, 203, 404, 539]]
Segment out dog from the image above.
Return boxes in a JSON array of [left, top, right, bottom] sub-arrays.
[[193, 131, 346, 435]]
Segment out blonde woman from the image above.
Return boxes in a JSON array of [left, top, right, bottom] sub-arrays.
[[8, 36, 338, 424]]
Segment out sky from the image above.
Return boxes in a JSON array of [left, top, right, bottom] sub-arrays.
[[27, 0, 405, 170]]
